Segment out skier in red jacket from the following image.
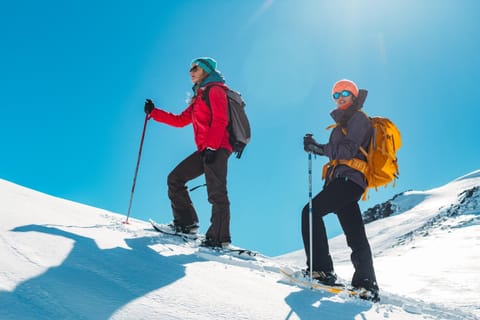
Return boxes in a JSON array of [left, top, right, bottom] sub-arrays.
[[144, 57, 232, 248]]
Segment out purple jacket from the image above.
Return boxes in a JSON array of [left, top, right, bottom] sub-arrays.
[[323, 90, 373, 190]]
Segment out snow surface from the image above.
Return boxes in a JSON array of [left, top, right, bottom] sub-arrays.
[[1, 172, 479, 319]]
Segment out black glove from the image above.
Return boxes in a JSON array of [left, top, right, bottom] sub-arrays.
[[303, 134, 325, 156], [144, 99, 155, 114], [202, 148, 216, 164]]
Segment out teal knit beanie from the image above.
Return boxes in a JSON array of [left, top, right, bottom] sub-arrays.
[[192, 57, 217, 74]]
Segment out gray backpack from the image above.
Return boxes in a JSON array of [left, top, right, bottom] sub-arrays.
[[203, 85, 251, 159]]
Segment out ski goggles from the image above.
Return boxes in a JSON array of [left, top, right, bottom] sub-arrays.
[[332, 90, 353, 100], [189, 65, 200, 72]]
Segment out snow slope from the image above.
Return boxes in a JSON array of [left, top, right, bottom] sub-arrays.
[[1, 174, 478, 319]]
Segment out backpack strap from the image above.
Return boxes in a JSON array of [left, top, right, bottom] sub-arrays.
[[322, 159, 370, 201], [323, 110, 371, 200], [201, 85, 213, 108], [326, 110, 369, 157], [322, 159, 369, 183], [201, 84, 229, 130], [326, 123, 347, 135], [201, 84, 227, 109]]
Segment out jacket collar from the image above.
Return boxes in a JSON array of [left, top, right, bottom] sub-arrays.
[[330, 89, 368, 124], [192, 70, 226, 95]]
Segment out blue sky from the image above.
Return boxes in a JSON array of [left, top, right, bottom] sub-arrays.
[[1, 0, 479, 256]]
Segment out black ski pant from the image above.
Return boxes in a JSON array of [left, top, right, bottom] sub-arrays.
[[301, 177, 377, 286], [167, 149, 231, 243]]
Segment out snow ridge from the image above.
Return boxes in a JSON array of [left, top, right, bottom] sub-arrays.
[[393, 186, 480, 247]]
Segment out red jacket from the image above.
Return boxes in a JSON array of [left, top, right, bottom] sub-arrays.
[[150, 83, 232, 152]]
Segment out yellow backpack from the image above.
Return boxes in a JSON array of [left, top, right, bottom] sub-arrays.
[[322, 112, 402, 200]]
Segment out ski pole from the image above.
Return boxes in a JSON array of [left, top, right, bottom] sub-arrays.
[[308, 151, 313, 285], [124, 113, 150, 224]]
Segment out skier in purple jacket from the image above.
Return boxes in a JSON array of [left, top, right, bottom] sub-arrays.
[[302, 79, 379, 301]]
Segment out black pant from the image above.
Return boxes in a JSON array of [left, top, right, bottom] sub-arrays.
[[167, 149, 231, 243], [301, 178, 377, 286]]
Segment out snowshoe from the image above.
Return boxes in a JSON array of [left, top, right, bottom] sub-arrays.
[[149, 219, 199, 239], [302, 269, 340, 286], [352, 278, 380, 302], [200, 238, 231, 249]]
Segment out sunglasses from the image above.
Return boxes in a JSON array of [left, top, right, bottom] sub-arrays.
[[189, 65, 199, 72], [332, 90, 352, 100]]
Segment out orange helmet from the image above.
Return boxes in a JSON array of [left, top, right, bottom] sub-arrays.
[[332, 79, 359, 98]]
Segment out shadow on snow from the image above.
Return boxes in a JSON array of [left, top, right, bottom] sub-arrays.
[[284, 289, 371, 320], [2, 224, 374, 320], [0, 224, 197, 319]]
